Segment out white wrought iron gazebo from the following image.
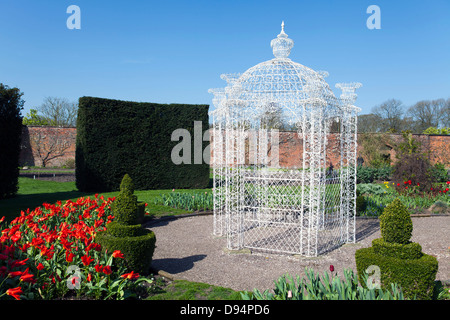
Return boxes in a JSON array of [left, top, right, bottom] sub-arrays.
[[209, 22, 362, 257]]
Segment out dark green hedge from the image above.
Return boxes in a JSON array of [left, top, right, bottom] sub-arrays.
[[355, 247, 438, 300], [105, 221, 146, 238], [75, 96, 210, 192], [0, 84, 24, 199], [95, 229, 156, 275], [371, 238, 423, 260]]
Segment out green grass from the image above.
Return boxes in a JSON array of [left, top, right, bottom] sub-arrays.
[[146, 280, 242, 300], [0, 177, 211, 223]]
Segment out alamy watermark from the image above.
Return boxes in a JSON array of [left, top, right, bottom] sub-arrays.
[[365, 265, 381, 289], [170, 121, 280, 167], [366, 5, 381, 30], [66, 5, 81, 30]]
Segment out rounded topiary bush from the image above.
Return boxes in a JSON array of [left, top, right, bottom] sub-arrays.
[[355, 198, 438, 300], [379, 198, 413, 244], [96, 229, 156, 275]]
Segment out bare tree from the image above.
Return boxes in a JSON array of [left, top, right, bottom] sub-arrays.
[[357, 113, 383, 133], [407, 99, 446, 132], [442, 98, 450, 128], [37, 97, 78, 127], [30, 128, 75, 167], [371, 99, 405, 132]]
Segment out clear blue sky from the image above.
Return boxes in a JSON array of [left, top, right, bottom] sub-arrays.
[[1, 0, 449, 116]]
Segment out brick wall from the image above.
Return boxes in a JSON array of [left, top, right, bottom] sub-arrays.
[[19, 126, 449, 168], [19, 126, 76, 168], [210, 131, 449, 168]]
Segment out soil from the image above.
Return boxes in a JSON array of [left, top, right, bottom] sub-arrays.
[[145, 214, 450, 293]]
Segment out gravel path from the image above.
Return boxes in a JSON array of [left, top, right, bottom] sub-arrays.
[[146, 214, 450, 292]]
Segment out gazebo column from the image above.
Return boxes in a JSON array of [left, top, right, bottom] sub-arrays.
[[336, 83, 362, 245]]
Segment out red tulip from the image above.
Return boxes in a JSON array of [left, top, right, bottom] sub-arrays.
[[8, 270, 24, 278], [329, 265, 334, 272], [81, 255, 94, 266], [6, 287, 23, 300], [66, 251, 75, 263], [121, 271, 140, 280], [94, 264, 103, 273], [102, 265, 112, 275], [20, 272, 36, 284], [112, 250, 124, 259]]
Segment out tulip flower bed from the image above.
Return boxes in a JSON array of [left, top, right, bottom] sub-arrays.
[[0, 195, 155, 300], [357, 181, 449, 216]]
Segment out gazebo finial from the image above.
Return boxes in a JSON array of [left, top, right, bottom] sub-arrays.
[[271, 21, 293, 59]]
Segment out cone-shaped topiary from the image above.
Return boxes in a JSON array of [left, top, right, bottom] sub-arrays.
[[96, 174, 156, 274], [379, 198, 413, 244], [112, 174, 138, 225], [120, 173, 135, 194]]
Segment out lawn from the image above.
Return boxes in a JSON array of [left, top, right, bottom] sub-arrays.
[[0, 177, 212, 223]]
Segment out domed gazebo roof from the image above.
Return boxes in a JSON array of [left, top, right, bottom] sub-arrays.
[[211, 22, 342, 124], [236, 21, 336, 102]]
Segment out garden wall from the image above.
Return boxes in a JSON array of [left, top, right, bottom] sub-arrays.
[[19, 126, 77, 168], [19, 127, 450, 169]]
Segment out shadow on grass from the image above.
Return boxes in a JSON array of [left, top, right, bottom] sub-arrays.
[[0, 190, 94, 223]]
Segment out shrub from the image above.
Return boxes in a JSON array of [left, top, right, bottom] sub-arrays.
[[357, 166, 376, 183], [430, 163, 448, 183], [392, 131, 434, 193], [423, 127, 450, 135], [75, 96, 210, 192], [392, 152, 434, 193], [0, 84, 24, 199], [63, 158, 76, 169], [355, 247, 438, 300], [379, 198, 413, 244], [357, 165, 392, 184], [95, 230, 156, 275], [371, 238, 422, 260], [96, 175, 156, 274], [355, 198, 439, 300], [355, 190, 367, 215]]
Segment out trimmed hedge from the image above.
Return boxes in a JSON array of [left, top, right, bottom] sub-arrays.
[[379, 198, 413, 244], [355, 247, 438, 300], [0, 84, 24, 199], [105, 221, 147, 238], [371, 238, 423, 260], [95, 174, 156, 275], [96, 229, 156, 275], [76, 96, 210, 192], [355, 198, 438, 300]]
